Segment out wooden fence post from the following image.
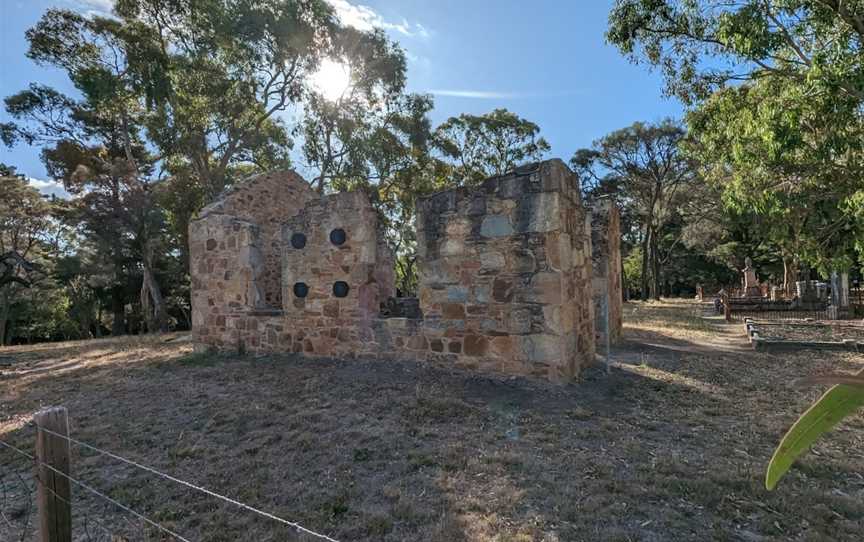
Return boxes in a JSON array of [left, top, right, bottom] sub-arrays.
[[35, 406, 72, 542]]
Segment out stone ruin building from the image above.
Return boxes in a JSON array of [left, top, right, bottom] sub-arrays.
[[590, 198, 623, 346], [190, 159, 622, 381]]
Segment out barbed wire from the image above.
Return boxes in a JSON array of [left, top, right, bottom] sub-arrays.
[[0, 456, 34, 542], [2, 437, 149, 542], [36, 426, 341, 542], [0, 438, 190, 541], [36, 476, 117, 542]]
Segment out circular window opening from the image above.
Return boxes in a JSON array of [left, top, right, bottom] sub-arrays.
[[329, 228, 347, 246], [290, 233, 307, 249], [293, 282, 309, 298], [332, 281, 350, 298]]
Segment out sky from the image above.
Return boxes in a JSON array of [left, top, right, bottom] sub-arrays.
[[0, 0, 683, 196]]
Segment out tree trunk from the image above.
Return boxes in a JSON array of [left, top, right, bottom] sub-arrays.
[[640, 227, 652, 300], [0, 289, 9, 346], [94, 302, 103, 338], [651, 240, 661, 301], [111, 284, 125, 336], [141, 243, 169, 333], [782, 255, 798, 298], [110, 236, 126, 336]]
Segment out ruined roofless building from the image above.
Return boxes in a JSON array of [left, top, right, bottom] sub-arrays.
[[190, 159, 612, 381]]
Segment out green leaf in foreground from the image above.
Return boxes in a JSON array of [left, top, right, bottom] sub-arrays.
[[765, 382, 864, 490]]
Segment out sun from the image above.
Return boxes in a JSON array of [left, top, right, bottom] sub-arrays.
[[311, 58, 352, 101]]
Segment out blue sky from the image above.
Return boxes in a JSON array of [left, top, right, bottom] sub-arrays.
[[0, 0, 683, 194]]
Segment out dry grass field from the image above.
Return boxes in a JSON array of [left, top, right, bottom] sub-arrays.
[[1, 299, 863, 541]]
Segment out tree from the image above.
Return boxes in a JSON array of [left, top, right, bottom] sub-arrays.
[[573, 119, 700, 300], [0, 166, 54, 344], [3, 78, 168, 334], [434, 109, 550, 185], [299, 27, 432, 192], [107, 0, 342, 200], [605, 1, 864, 488], [607, 0, 864, 268], [607, 0, 864, 105], [684, 77, 863, 277], [297, 26, 444, 294]]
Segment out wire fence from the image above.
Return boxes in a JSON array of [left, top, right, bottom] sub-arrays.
[[727, 309, 831, 322], [851, 287, 864, 308], [0, 418, 341, 542], [0, 449, 35, 542], [1, 442, 126, 542]]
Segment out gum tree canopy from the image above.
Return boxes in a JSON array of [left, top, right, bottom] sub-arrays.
[[607, 0, 864, 270]]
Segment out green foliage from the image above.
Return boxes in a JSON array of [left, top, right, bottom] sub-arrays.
[[607, 0, 864, 268], [0, 170, 59, 343], [434, 108, 550, 185], [622, 247, 643, 294], [573, 119, 704, 299], [766, 380, 864, 490], [685, 78, 863, 272]]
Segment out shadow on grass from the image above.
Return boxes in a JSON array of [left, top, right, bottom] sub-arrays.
[[1, 321, 863, 540]]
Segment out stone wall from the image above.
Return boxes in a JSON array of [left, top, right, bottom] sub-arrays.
[[190, 160, 599, 382], [415, 160, 595, 380], [196, 171, 315, 308], [590, 198, 623, 345], [282, 190, 395, 320], [189, 215, 266, 350]]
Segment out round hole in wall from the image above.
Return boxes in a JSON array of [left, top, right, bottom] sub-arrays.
[[329, 228, 347, 246], [293, 282, 309, 298], [290, 233, 307, 249], [332, 281, 350, 298]]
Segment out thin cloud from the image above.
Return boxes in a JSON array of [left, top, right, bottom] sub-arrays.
[[429, 89, 587, 99], [429, 90, 520, 99], [326, 0, 430, 38]]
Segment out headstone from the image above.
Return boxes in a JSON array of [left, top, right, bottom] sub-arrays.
[[769, 285, 780, 301], [840, 272, 850, 308], [831, 272, 841, 307], [742, 257, 761, 297]]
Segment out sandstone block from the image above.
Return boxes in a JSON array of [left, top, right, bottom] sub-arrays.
[[463, 335, 488, 357], [480, 215, 513, 238], [442, 303, 466, 319]]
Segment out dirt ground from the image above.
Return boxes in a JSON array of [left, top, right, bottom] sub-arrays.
[[1, 299, 863, 541], [750, 322, 864, 343]]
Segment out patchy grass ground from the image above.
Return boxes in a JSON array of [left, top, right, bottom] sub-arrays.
[[1, 300, 863, 541]]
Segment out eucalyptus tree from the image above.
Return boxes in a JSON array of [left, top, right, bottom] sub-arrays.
[[572, 120, 700, 300], [434, 109, 550, 185], [110, 0, 342, 200], [3, 81, 169, 333], [607, 0, 864, 267], [685, 77, 862, 282], [299, 27, 433, 192], [298, 26, 443, 293]]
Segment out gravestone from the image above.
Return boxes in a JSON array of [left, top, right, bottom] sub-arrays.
[[742, 257, 761, 297]]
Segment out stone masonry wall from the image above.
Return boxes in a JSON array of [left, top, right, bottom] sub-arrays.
[[196, 171, 315, 308], [189, 215, 266, 350], [282, 191, 395, 321], [414, 160, 595, 380], [590, 198, 623, 345], [191, 160, 598, 382]]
